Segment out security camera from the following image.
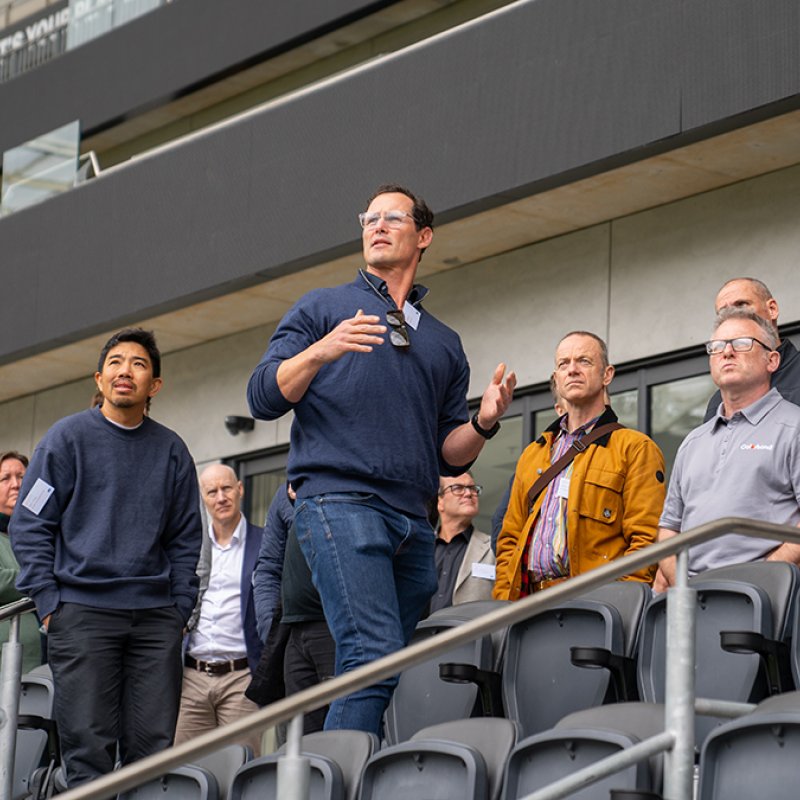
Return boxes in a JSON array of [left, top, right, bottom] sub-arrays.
[[224, 415, 255, 436]]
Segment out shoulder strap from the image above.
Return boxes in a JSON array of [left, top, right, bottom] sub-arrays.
[[526, 422, 623, 512]]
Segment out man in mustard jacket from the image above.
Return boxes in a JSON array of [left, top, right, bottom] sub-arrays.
[[494, 331, 665, 600]]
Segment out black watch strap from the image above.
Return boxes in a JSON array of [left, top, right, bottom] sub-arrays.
[[471, 411, 501, 440]]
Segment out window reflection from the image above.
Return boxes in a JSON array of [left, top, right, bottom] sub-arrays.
[[609, 388, 639, 430], [651, 373, 715, 476], [245, 468, 288, 528], [1, 120, 79, 216]]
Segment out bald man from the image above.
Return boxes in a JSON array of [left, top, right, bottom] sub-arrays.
[[175, 464, 265, 754], [704, 278, 800, 420]]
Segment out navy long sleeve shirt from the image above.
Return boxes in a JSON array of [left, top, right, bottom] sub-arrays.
[[247, 271, 471, 519], [10, 407, 202, 623]]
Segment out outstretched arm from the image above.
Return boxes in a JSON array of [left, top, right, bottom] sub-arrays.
[[442, 363, 517, 467]]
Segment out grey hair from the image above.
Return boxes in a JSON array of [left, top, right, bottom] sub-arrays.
[[713, 307, 778, 350]]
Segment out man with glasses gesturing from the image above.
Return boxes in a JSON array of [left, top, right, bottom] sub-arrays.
[[247, 184, 515, 736], [654, 307, 800, 590]]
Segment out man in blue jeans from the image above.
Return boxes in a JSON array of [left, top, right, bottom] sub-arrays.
[[247, 184, 515, 735]]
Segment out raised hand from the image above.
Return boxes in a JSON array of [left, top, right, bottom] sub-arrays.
[[477, 363, 517, 428]]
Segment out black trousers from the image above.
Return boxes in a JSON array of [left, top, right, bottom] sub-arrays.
[[283, 620, 336, 735], [47, 603, 184, 787]]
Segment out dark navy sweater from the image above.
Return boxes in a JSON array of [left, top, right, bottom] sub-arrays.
[[247, 271, 471, 519], [10, 407, 202, 623]]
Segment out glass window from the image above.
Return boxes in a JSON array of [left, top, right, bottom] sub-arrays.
[[471, 415, 524, 533], [244, 468, 287, 529], [1, 120, 79, 216], [533, 406, 560, 439], [651, 373, 715, 476], [609, 388, 639, 430]]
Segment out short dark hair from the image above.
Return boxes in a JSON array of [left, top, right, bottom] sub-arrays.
[[0, 451, 28, 469], [97, 328, 161, 378], [558, 331, 610, 369], [367, 184, 434, 231]]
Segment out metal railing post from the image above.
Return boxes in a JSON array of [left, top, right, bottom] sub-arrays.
[[0, 616, 23, 800], [662, 548, 696, 800], [277, 713, 309, 800]]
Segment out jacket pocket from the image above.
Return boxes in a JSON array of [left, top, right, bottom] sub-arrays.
[[578, 468, 624, 525]]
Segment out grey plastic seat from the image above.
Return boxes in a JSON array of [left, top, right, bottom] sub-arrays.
[[502, 584, 648, 737], [790, 585, 800, 688], [119, 765, 219, 800], [360, 718, 516, 800], [190, 744, 252, 800], [698, 690, 800, 799], [503, 703, 664, 800], [230, 730, 377, 800], [13, 668, 57, 800], [383, 600, 509, 744], [638, 561, 799, 745]]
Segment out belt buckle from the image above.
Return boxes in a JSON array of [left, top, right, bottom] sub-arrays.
[[204, 662, 214, 676]]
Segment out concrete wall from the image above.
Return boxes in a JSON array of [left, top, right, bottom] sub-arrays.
[[2, 162, 799, 462]]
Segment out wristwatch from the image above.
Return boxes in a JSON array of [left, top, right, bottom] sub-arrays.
[[471, 411, 501, 440]]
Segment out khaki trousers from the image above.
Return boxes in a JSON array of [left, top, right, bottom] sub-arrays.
[[174, 666, 262, 756]]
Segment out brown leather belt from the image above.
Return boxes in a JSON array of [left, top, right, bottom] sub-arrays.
[[529, 575, 569, 592], [185, 655, 249, 675]]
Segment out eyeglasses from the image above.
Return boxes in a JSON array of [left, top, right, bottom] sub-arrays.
[[439, 484, 483, 497], [358, 210, 415, 230], [386, 309, 410, 348], [705, 337, 773, 355]]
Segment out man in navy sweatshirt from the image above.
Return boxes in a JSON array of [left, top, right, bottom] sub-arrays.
[[247, 184, 516, 736], [10, 328, 202, 787]]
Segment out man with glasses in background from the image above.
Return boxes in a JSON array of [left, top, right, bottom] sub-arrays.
[[429, 473, 495, 614], [703, 277, 800, 420], [654, 308, 800, 590], [247, 184, 515, 736]]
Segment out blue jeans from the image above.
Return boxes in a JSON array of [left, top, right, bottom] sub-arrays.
[[294, 492, 437, 735]]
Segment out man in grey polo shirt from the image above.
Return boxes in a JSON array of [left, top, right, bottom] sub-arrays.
[[654, 307, 800, 591]]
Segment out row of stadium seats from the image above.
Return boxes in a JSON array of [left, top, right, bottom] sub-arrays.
[[9, 561, 800, 798], [121, 693, 800, 800]]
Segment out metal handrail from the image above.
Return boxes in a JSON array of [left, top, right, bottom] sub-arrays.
[[0, 598, 34, 624], [7, 517, 800, 800]]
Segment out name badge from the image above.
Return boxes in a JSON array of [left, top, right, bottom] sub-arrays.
[[403, 301, 421, 331], [22, 478, 55, 516], [471, 562, 496, 580], [556, 477, 570, 500]]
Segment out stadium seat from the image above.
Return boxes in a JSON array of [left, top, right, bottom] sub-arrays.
[[13, 667, 58, 800], [503, 702, 664, 800], [190, 744, 252, 800], [698, 690, 800, 799], [118, 765, 219, 800], [384, 600, 509, 744], [360, 718, 516, 800], [637, 562, 799, 745], [500, 587, 641, 736], [229, 730, 377, 800]]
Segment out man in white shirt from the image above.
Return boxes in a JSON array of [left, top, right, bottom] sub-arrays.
[[175, 464, 264, 754]]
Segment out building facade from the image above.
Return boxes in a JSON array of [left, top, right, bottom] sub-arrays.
[[2, 0, 799, 528]]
